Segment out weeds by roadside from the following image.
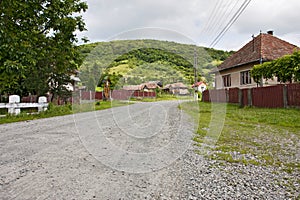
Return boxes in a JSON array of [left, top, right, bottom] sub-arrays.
[[0, 100, 131, 124], [180, 101, 300, 172], [130, 94, 193, 102]]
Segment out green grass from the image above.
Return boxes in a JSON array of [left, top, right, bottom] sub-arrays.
[[180, 101, 300, 173], [0, 100, 131, 124], [130, 94, 193, 102]]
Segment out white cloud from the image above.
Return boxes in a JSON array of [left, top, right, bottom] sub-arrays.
[[78, 0, 300, 50]]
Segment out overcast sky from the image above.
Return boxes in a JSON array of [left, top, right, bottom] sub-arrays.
[[77, 0, 300, 51]]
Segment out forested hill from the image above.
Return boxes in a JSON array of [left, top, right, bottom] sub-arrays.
[[78, 39, 234, 90]]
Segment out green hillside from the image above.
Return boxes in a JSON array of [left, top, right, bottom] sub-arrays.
[[78, 39, 234, 90]]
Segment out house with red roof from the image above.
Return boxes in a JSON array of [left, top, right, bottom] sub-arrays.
[[213, 31, 299, 89], [192, 81, 207, 93]]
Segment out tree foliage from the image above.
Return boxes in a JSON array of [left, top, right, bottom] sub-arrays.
[[78, 40, 234, 90], [98, 48, 195, 89], [0, 0, 88, 99], [251, 51, 300, 84]]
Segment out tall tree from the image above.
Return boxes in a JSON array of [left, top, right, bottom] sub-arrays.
[[0, 0, 88, 99]]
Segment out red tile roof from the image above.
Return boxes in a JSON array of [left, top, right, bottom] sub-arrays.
[[192, 81, 206, 87], [123, 85, 142, 91], [217, 33, 299, 72]]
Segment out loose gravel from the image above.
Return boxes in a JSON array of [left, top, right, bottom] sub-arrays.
[[0, 101, 298, 199]]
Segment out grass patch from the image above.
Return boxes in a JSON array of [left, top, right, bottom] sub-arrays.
[[180, 101, 300, 173], [0, 100, 131, 124], [130, 94, 193, 102]]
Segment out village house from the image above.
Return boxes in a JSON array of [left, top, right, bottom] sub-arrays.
[[141, 81, 162, 92], [163, 82, 189, 95], [213, 31, 299, 89], [192, 81, 207, 93], [123, 81, 162, 92], [122, 85, 143, 91]]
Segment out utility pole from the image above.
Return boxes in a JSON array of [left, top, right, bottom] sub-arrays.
[[194, 48, 198, 101]]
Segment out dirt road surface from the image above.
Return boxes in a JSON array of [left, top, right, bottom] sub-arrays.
[[0, 101, 297, 199]]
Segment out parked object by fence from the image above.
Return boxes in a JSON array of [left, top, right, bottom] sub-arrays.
[[202, 83, 300, 108], [0, 95, 49, 115]]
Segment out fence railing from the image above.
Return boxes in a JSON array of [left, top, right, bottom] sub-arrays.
[[0, 95, 48, 115], [0, 90, 157, 108], [77, 90, 156, 101], [202, 83, 300, 108]]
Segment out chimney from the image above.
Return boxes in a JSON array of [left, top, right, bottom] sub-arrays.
[[267, 30, 274, 35]]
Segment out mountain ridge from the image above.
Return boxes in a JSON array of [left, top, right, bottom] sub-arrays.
[[78, 39, 234, 90]]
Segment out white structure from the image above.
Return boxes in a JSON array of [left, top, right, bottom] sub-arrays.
[[0, 95, 49, 115], [192, 82, 207, 93]]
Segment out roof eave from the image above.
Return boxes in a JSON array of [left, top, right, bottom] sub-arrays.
[[212, 59, 262, 73]]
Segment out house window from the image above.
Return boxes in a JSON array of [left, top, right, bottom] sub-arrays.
[[222, 74, 231, 87], [240, 70, 252, 85]]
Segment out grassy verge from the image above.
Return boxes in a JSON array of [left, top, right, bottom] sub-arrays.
[[130, 94, 193, 102], [180, 101, 300, 173], [0, 100, 131, 124]]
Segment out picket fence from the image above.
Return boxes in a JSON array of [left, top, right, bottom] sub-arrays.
[[0, 95, 48, 115]]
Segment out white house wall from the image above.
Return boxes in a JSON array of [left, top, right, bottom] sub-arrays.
[[215, 63, 279, 89]]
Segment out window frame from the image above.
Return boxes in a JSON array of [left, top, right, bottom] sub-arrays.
[[222, 74, 231, 87], [240, 70, 252, 85]]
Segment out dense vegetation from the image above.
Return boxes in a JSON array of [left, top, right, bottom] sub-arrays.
[[78, 40, 234, 90], [251, 50, 300, 84], [0, 0, 87, 100]]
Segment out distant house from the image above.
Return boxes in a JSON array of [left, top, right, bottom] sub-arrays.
[[123, 85, 143, 91], [141, 81, 161, 92], [123, 81, 161, 92], [213, 31, 299, 89], [65, 74, 81, 92], [163, 82, 189, 95], [192, 81, 207, 93]]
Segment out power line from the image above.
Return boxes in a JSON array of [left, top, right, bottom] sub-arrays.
[[200, 0, 224, 36], [209, 0, 252, 48], [210, 0, 240, 36], [199, 0, 243, 47]]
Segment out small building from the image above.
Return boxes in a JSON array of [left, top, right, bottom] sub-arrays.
[[123, 81, 161, 92], [163, 82, 189, 95], [141, 81, 162, 92], [192, 81, 207, 93], [123, 85, 143, 91], [65, 75, 81, 92], [213, 31, 299, 89]]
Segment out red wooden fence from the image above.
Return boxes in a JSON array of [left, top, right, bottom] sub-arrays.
[[228, 88, 239, 103], [251, 85, 284, 108], [287, 83, 300, 107], [0, 90, 156, 105], [203, 83, 300, 108]]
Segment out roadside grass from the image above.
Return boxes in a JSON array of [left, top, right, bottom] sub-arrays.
[[130, 94, 193, 102], [180, 101, 300, 173], [0, 100, 131, 124]]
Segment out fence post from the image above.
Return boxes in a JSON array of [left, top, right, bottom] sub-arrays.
[[248, 88, 252, 107], [38, 96, 48, 112], [8, 95, 20, 115], [238, 89, 243, 107], [79, 90, 82, 104], [283, 84, 288, 108]]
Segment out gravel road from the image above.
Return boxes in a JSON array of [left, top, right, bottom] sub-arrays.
[[0, 101, 298, 199]]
